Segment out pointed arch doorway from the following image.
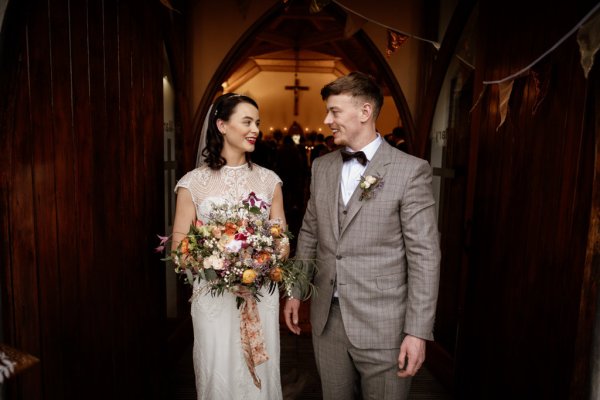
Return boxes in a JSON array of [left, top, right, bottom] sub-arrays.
[[190, 0, 416, 161]]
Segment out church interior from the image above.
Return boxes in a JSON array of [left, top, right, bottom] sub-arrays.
[[1, 0, 599, 399]]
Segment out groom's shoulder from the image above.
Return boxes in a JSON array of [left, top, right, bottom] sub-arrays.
[[315, 149, 340, 164], [388, 146, 430, 168]]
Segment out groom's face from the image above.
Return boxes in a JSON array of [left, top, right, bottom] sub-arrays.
[[323, 93, 364, 150]]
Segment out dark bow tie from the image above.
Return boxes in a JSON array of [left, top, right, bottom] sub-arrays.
[[341, 150, 368, 166]]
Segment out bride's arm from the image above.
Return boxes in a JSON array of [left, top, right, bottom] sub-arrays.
[[171, 188, 196, 251], [269, 183, 286, 227]]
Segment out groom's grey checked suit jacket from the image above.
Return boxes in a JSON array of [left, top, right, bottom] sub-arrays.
[[294, 140, 441, 348]]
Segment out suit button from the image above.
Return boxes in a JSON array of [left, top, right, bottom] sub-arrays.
[[342, 210, 347, 215], [336, 255, 342, 260], [330, 279, 334, 286]]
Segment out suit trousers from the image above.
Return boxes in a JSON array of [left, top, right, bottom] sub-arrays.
[[312, 300, 412, 400]]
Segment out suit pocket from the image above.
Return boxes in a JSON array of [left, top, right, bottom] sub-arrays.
[[375, 273, 402, 290], [363, 199, 399, 223]]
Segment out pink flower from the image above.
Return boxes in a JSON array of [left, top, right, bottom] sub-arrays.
[[235, 232, 248, 241], [154, 234, 170, 252], [243, 192, 270, 210]]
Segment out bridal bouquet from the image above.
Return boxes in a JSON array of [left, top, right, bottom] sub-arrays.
[[156, 192, 314, 307]]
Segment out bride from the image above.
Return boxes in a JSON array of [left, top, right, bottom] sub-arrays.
[[171, 93, 284, 399]]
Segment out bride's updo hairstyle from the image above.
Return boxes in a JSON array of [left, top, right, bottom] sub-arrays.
[[202, 93, 259, 170]]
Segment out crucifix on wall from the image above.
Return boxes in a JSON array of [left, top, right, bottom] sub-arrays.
[[285, 73, 309, 116], [285, 46, 308, 116]]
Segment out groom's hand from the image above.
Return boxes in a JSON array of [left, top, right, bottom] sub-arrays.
[[397, 335, 426, 378], [284, 298, 302, 335]]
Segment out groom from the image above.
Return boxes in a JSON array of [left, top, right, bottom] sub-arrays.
[[284, 71, 441, 399]]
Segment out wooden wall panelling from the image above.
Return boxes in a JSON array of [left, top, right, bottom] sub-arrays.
[[0, 1, 31, 394], [11, 1, 50, 397], [140, 4, 168, 396], [112, 0, 133, 394], [65, 0, 93, 397], [1, 0, 166, 398], [570, 64, 599, 399], [458, 1, 597, 397], [40, 0, 74, 397], [86, 0, 115, 396], [458, 0, 515, 393]]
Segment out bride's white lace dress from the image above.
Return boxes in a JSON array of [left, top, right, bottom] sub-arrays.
[[174, 163, 283, 400]]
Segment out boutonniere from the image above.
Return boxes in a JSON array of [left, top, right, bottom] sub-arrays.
[[359, 175, 383, 201]]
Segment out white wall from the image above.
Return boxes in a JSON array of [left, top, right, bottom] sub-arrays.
[[236, 71, 336, 134], [341, 0, 425, 118], [189, 0, 277, 114]]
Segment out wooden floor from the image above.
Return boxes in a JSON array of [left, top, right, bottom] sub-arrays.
[[168, 330, 454, 400]]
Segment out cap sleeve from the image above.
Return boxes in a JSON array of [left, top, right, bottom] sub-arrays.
[[174, 170, 194, 193], [270, 170, 283, 188]]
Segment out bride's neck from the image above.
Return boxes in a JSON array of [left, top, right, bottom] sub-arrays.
[[222, 150, 246, 167]]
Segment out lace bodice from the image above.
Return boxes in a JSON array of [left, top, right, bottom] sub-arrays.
[[174, 163, 282, 222]]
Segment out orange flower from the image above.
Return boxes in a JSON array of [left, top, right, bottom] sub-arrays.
[[270, 224, 283, 238], [242, 269, 257, 284], [269, 267, 283, 282], [224, 222, 238, 236], [254, 251, 271, 265], [180, 237, 190, 254]]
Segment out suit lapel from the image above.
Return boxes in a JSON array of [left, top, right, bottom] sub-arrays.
[[327, 152, 343, 241], [340, 141, 392, 237]]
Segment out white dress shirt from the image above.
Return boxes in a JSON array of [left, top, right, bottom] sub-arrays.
[[340, 134, 383, 206]]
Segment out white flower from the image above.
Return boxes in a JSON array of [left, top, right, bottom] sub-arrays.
[[359, 174, 383, 201], [225, 239, 243, 253], [203, 254, 224, 270]]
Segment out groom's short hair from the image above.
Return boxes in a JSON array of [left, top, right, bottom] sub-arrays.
[[320, 71, 384, 119]]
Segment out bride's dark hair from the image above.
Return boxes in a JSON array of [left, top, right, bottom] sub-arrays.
[[202, 93, 258, 170]]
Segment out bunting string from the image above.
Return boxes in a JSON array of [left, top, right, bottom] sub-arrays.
[[331, 0, 441, 50], [483, 2, 600, 85]]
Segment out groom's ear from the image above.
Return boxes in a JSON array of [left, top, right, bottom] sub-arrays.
[[359, 102, 373, 122]]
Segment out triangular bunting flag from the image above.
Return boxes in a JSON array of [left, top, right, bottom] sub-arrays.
[[386, 30, 409, 58], [577, 9, 600, 78], [309, 0, 332, 14], [497, 80, 514, 131], [159, 0, 179, 13]]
